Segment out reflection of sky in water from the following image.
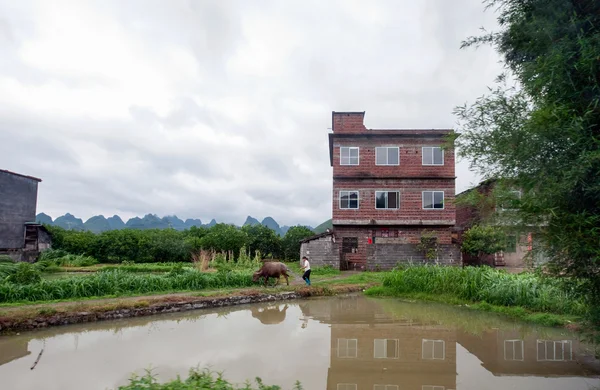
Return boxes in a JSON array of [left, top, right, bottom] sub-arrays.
[[0, 298, 598, 390]]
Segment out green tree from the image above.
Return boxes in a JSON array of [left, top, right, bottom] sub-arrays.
[[281, 226, 314, 260], [199, 223, 248, 254], [241, 224, 281, 259], [452, 0, 600, 299], [461, 225, 507, 258]]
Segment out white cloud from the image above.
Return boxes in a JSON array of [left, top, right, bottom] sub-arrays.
[[0, 0, 503, 226]]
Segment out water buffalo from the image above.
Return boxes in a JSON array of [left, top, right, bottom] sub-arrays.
[[252, 262, 291, 286]]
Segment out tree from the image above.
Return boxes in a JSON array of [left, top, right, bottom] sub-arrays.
[[452, 0, 600, 298], [241, 224, 281, 259], [281, 226, 314, 260], [461, 225, 507, 258], [199, 224, 248, 255]]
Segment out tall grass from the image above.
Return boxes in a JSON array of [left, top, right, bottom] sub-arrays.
[[0, 269, 254, 304], [382, 266, 587, 316]]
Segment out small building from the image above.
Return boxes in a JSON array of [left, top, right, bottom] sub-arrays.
[[455, 179, 546, 268], [0, 169, 51, 262], [301, 111, 460, 270]]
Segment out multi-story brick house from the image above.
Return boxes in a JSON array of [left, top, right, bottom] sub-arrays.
[[301, 111, 460, 270]]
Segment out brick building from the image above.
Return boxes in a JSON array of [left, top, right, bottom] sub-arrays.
[[455, 179, 547, 268], [301, 111, 460, 270]]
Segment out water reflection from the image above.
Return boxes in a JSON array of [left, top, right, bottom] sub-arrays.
[[251, 304, 289, 325], [0, 296, 599, 390]]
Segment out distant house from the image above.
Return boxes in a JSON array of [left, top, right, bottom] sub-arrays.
[[0, 169, 51, 262], [455, 179, 547, 268], [300, 111, 460, 270]]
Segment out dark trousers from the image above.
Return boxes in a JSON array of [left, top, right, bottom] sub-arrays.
[[302, 269, 311, 284]]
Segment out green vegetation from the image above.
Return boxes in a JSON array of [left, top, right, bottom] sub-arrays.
[[313, 219, 332, 234], [45, 222, 314, 263], [374, 266, 586, 316], [118, 367, 299, 390], [0, 269, 254, 304], [452, 1, 600, 311], [461, 225, 507, 257]]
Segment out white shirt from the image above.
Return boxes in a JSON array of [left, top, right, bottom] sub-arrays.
[[303, 260, 310, 271]]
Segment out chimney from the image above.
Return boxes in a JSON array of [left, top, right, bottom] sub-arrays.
[[331, 111, 367, 134]]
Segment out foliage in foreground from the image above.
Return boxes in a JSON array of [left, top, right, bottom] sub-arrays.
[[382, 266, 587, 316], [452, 1, 600, 302], [0, 269, 254, 304], [461, 225, 507, 257], [118, 368, 302, 390]]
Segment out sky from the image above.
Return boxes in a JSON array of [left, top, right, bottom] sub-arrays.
[[0, 0, 503, 227]]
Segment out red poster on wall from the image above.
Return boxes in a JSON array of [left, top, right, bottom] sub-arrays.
[[368, 237, 373, 244]]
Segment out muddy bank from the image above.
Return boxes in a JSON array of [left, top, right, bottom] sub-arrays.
[[0, 285, 366, 333]]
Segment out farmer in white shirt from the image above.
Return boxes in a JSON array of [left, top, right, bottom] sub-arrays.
[[301, 256, 311, 286]]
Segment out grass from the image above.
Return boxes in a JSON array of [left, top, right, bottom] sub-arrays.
[[286, 262, 341, 276], [118, 367, 301, 390], [0, 269, 255, 304]]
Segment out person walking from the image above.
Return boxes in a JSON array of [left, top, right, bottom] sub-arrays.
[[301, 256, 311, 286]]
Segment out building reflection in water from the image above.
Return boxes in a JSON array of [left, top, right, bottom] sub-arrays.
[[299, 296, 600, 390]]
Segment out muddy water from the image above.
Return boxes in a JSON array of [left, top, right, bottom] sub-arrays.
[[1, 295, 599, 390]]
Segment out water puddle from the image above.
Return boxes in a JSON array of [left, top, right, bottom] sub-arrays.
[[0, 295, 599, 389]]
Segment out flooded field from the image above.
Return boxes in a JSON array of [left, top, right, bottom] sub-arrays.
[[1, 295, 599, 390]]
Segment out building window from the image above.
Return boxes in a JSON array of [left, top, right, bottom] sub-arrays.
[[374, 386, 399, 390], [337, 385, 357, 390], [504, 340, 524, 361], [422, 387, 445, 390], [337, 338, 358, 358], [422, 191, 444, 209], [537, 340, 572, 361], [422, 339, 445, 360], [340, 147, 359, 165], [376, 147, 399, 165], [374, 339, 399, 359], [422, 147, 444, 165], [376, 191, 400, 209], [505, 235, 517, 253], [339, 191, 359, 209], [342, 237, 359, 253]]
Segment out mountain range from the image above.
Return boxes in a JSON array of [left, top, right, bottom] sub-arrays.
[[36, 212, 320, 237]]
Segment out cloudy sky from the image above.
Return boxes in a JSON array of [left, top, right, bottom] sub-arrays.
[[0, 0, 503, 227]]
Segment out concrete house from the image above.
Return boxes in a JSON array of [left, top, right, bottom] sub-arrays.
[[0, 169, 51, 262], [301, 111, 459, 270]]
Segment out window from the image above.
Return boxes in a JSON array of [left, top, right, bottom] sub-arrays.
[[374, 339, 399, 359], [504, 340, 524, 361], [374, 385, 399, 390], [422, 191, 444, 209], [376, 191, 400, 209], [505, 235, 517, 253], [422, 147, 444, 165], [422, 339, 445, 360], [339, 191, 359, 209], [422, 387, 445, 390], [342, 237, 358, 254], [340, 147, 359, 165], [337, 338, 358, 358], [337, 385, 357, 390], [499, 190, 522, 211], [376, 147, 399, 165], [537, 340, 572, 361]]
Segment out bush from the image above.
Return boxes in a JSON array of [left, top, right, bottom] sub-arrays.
[[6, 263, 42, 285]]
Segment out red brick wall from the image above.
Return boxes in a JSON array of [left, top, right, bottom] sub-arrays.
[[332, 112, 367, 133], [332, 138, 455, 179], [332, 179, 455, 223]]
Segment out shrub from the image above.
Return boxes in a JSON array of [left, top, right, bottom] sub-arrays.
[[6, 263, 42, 285]]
